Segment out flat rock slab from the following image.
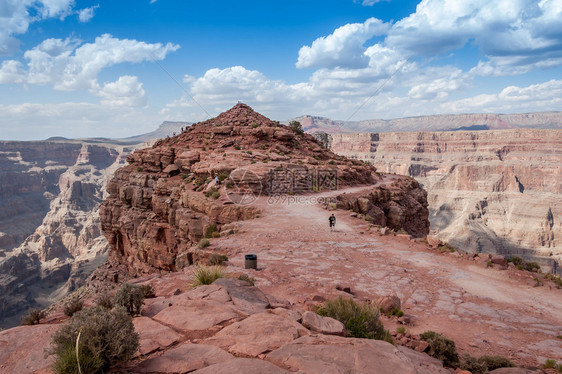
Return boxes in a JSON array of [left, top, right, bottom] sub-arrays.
[[184, 284, 232, 303], [301, 311, 346, 336], [133, 343, 233, 373], [269, 307, 302, 322], [204, 312, 309, 357], [153, 299, 241, 333], [266, 334, 449, 374], [0, 324, 58, 374], [133, 316, 183, 356], [213, 278, 270, 315], [192, 358, 290, 374]]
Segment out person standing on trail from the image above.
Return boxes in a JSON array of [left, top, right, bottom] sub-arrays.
[[329, 214, 336, 232]]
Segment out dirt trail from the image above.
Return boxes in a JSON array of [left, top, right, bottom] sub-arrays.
[[212, 184, 562, 367]]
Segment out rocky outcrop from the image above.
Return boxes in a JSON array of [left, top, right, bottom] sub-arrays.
[[328, 129, 562, 272], [295, 111, 562, 134], [0, 141, 131, 327], [101, 104, 429, 276]]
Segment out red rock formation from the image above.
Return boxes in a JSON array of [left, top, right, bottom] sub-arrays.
[[100, 103, 430, 276]]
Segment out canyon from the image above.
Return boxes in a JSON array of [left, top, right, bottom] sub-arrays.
[[327, 129, 562, 273]]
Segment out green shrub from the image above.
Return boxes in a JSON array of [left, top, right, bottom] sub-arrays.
[[205, 187, 219, 198], [211, 191, 220, 199], [288, 120, 304, 135], [317, 296, 393, 344], [211, 231, 221, 238], [139, 284, 156, 299], [51, 306, 138, 374], [238, 274, 256, 286], [507, 256, 523, 265], [63, 297, 84, 317], [478, 355, 515, 371], [218, 172, 230, 182], [207, 253, 228, 266], [113, 283, 145, 315], [190, 266, 225, 287], [21, 308, 46, 325], [544, 359, 557, 369], [204, 223, 218, 238], [388, 307, 404, 317], [460, 355, 487, 374], [524, 261, 541, 272], [137, 166, 143, 172], [198, 238, 210, 248], [420, 331, 460, 368], [95, 293, 113, 309], [396, 326, 406, 334]]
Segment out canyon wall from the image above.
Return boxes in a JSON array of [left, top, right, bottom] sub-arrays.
[[0, 141, 131, 327], [297, 111, 562, 134], [328, 129, 561, 273]]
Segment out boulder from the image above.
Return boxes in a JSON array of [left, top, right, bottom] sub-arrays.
[[213, 278, 270, 315], [133, 316, 182, 356], [204, 312, 309, 357], [192, 358, 290, 374], [301, 311, 346, 336], [490, 255, 508, 267], [378, 295, 401, 314]]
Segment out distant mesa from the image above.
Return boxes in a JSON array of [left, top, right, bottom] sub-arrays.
[[45, 136, 68, 141]]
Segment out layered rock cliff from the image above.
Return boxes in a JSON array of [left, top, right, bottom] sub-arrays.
[[0, 141, 131, 327], [296, 111, 562, 134], [328, 129, 562, 273], [100, 103, 429, 276]]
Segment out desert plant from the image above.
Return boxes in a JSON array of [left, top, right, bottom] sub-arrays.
[[204, 223, 218, 238], [205, 187, 219, 198], [544, 359, 557, 369], [21, 308, 46, 325], [198, 238, 210, 249], [113, 283, 145, 315], [211, 231, 221, 238], [51, 306, 138, 374], [218, 172, 230, 182], [460, 355, 488, 374], [478, 355, 515, 371], [238, 274, 256, 286], [420, 331, 460, 368], [95, 293, 113, 309], [207, 253, 228, 266], [317, 296, 393, 344], [139, 284, 156, 299], [288, 120, 304, 135], [396, 326, 406, 334], [190, 265, 225, 287], [63, 297, 84, 317], [137, 166, 143, 172]]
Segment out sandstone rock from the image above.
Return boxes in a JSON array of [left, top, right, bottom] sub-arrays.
[[491, 255, 508, 267], [213, 278, 270, 315], [0, 325, 58, 373], [301, 311, 346, 336], [378, 295, 401, 314], [133, 343, 233, 373], [266, 334, 448, 374], [192, 358, 290, 374], [204, 312, 309, 357], [133, 316, 182, 356], [153, 299, 241, 333], [269, 308, 302, 322], [489, 368, 543, 374], [426, 235, 441, 248]]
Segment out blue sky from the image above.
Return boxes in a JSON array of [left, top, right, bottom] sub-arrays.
[[0, 0, 561, 140]]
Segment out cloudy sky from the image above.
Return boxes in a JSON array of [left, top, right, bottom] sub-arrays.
[[0, 0, 561, 140]]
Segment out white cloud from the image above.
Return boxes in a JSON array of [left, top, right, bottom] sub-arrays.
[[358, 0, 389, 5], [0, 0, 75, 55], [78, 5, 99, 23], [0, 101, 161, 140], [443, 79, 562, 113], [96, 76, 147, 107], [0, 34, 179, 91], [296, 18, 390, 69]]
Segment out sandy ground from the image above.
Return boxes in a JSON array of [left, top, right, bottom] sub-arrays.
[[210, 185, 562, 368]]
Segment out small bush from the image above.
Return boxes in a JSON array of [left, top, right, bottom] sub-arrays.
[[51, 306, 138, 374], [63, 298, 84, 317], [205, 187, 218, 198], [204, 223, 218, 238], [198, 238, 210, 249], [288, 120, 304, 135], [207, 253, 228, 266], [544, 359, 557, 369], [218, 172, 230, 182], [507, 256, 523, 265], [461, 355, 487, 374], [396, 326, 406, 334], [211, 191, 220, 199], [21, 308, 46, 325], [113, 283, 145, 315], [190, 265, 225, 287], [478, 355, 515, 371], [211, 231, 221, 238], [139, 284, 156, 299], [524, 261, 541, 272], [238, 274, 256, 286], [137, 166, 143, 172], [95, 293, 113, 309], [388, 307, 404, 317], [317, 296, 393, 344], [420, 331, 460, 368]]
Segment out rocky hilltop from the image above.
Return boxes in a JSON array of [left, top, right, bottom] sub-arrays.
[[0, 141, 131, 328], [328, 129, 562, 273], [296, 111, 562, 134], [100, 103, 429, 276]]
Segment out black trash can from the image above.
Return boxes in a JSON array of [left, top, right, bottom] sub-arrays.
[[245, 254, 257, 270]]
